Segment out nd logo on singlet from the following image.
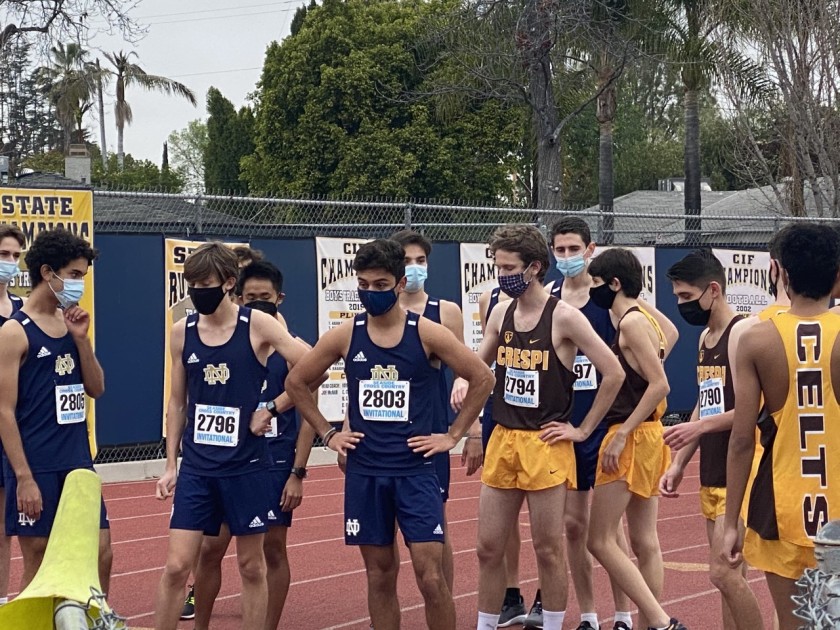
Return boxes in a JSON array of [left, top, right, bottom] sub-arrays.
[[54, 354, 75, 376], [370, 364, 399, 380], [203, 363, 231, 385]]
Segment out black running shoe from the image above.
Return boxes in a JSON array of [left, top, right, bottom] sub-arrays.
[[523, 599, 543, 629], [647, 619, 686, 630], [497, 595, 527, 627], [613, 622, 631, 630], [576, 622, 598, 630], [180, 584, 195, 620]]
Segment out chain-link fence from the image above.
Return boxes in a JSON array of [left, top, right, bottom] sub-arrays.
[[70, 187, 838, 465], [90, 187, 840, 247]]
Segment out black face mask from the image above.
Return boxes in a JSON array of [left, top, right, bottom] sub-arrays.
[[589, 283, 617, 310], [678, 286, 712, 327], [769, 262, 778, 298], [188, 285, 227, 315], [247, 300, 278, 316]]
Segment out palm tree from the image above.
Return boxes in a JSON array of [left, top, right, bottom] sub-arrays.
[[103, 51, 197, 169], [35, 43, 100, 152], [665, 0, 769, 240]]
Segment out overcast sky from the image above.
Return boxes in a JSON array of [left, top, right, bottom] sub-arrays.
[[88, 0, 299, 165]]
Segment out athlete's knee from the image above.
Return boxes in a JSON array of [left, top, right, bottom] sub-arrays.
[[709, 554, 740, 592], [477, 534, 506, 566], [237, 551, 267, 583], [162, 556, 193, 586], [98, 539, 114, 572], [628, 530, 661, 563], [415, 564, 448, 601], [263, 542, 287, 571], [199, 536, 228, 566], [532, 535, 564, 568], [564, 510, 588, 544]]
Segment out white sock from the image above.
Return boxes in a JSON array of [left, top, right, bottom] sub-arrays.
[[476, 611, 500, 630], [614, 611, 633, 627], [581, 611, 599, 628], [542, 609, 566, 630], [0, 597, 7, 606]]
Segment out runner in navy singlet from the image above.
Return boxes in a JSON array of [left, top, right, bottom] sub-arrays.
[[154, 243, 311, 630], [0, 224, 25, 605], [285, 239, 494, 630], [0, 229, 109, 594], [191, 261, 316, 630]]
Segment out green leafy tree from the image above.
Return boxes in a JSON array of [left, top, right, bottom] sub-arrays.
[[168, 119, 208, 193], [242, 0, 523, 203], [94, 152, 184, 190], [204, 88, 253, 194]]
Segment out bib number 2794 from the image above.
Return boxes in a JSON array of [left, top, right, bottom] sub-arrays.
[[503, 368, 539, 408]]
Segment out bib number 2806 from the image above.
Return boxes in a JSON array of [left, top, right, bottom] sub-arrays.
[[55, 383, 86, 425], [194, 404, 240, 447]]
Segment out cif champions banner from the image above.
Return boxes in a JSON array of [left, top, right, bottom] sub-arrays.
[[316, 236, 369, 422], [0, 187, 97, 456], [712, 249, 772, 315], [162, 238, 244, 427], [459, 243, 497, 352]]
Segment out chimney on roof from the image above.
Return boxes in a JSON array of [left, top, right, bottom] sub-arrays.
[[65, 144, 91, 184], [0, 156, 8, 185]]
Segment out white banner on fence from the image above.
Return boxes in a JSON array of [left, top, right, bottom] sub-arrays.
[[593, 246, 657, 307], [316, 236, 370, 422], [712, 249, 772, 315], [460, 243, 498, 352]]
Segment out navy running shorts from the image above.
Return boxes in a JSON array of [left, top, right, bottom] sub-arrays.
[[266, 466, 294, 528], [433, 452, 451, 503], [573, 422, 609, 492]]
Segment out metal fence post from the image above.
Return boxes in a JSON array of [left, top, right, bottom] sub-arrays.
[[404, 203, 413, 230]]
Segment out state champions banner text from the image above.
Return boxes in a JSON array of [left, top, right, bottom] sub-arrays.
[[162, 238, 246, 433], [0, 187, 97, 457]]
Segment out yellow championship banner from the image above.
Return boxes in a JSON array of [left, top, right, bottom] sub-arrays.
[[0, 187, 97, 457], [162, 238, 244, 431]]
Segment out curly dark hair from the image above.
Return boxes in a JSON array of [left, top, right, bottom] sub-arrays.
[[353, 239, 405, 281], [25, 228, 98, 288]]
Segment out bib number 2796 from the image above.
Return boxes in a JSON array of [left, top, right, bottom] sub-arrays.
[[194, 404, 240, 447]]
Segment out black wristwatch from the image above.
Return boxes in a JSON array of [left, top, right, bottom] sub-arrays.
[[266, 400, 280, 417], [290, 467, 307, 480]]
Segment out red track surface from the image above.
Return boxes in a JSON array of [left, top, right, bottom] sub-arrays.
[[6, 456, 775, 629]]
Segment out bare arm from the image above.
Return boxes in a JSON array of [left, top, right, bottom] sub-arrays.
[[639, 298, 679, 359], [0, 323, 30, 479], [408, 318, 495, 455], [476, 303, 507, 367], [286, 322, 362, 455], [64, 306, 104, 398], [164, 323, 187, 471], [723, 328, 763, 532], [613, 314, 670, 434], [561, 307, 624, 440]]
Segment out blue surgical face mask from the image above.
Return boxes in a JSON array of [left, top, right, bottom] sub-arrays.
[[49, 271, 85, 309], [0, 260, 19, 284], [404, 264, 428, 293], [555, 254, 586, 278], [358, 287, 399, 317]]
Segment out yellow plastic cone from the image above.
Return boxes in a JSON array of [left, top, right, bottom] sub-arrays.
[[0, 469, 112, 629]]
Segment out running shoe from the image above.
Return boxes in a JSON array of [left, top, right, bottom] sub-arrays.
[[497, 595, 527, 627], [647, 620, 686, 630], [613, 622, 631, 630], [523, 599, 543, 629], [576, 622, 598, 630], [180, 584, 195, 620]]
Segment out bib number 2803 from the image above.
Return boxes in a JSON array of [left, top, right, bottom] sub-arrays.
[[55, 383, 86, 425], [194, 404, 240, 447], [359, 380, 409, 422]]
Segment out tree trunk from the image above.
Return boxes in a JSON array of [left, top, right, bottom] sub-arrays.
[[117, 120, 124, 170], [684, 87, 701, 244], [96, 59, 107, 170], [521, 0, 562, 212], [597, 68, 616, 244]]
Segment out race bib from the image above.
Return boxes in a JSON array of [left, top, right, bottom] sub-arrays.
[[503, 368, 539, 408], [55, 383, 86, 425], [257, 402, 278, 438], [698, 378, 725, 419], [359, 380, 409, 422], [194, 404, 240, 447], [573, 355, 598, 391]]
